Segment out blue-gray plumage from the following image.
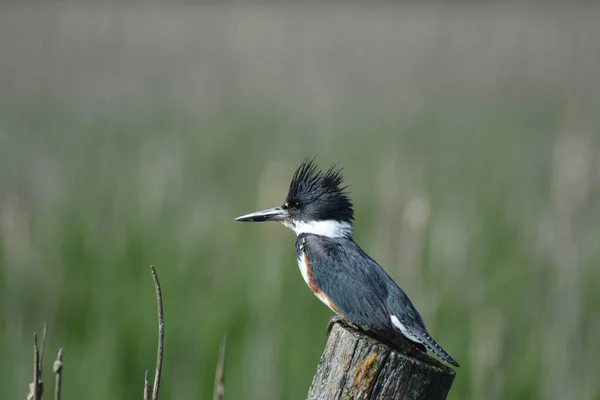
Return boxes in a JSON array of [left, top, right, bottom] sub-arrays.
[[236, 158, 459, 367]]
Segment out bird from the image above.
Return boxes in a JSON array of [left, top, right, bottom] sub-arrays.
[[235, 158, 459, 367]]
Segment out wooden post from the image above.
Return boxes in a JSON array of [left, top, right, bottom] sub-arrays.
[[308, 324, 456, 400]]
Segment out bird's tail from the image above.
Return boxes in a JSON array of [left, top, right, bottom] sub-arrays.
[[418, 331, 459, 367]]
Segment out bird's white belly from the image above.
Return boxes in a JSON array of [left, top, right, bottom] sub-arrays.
[[297, 255, 311, 286]]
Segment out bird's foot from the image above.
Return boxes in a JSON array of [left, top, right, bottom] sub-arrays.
[[326, 316, 344, 335], [326, 316, 360, 336]]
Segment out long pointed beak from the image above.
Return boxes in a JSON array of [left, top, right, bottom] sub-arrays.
[[235, 206, 289, 222]]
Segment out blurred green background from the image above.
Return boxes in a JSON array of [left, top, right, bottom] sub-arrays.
[[1, 3, 599, 399]]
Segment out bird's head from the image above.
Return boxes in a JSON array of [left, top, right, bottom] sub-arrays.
[[236, 158, 354, 238]]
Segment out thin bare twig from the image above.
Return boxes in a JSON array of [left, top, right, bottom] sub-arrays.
[[143, 370, 151, 400], [150, 266, 164, 400], [27, 332, 43, 400], [212, 334, 227, 400], [40, 324, 48, 369], [32, 332, 40, 400], [53, 348, 63, 400]]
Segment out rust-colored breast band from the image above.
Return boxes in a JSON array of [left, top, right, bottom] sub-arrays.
[[303, 250, 342, 315]]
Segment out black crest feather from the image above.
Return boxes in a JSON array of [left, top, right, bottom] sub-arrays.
[[285, 158, 354, 223]]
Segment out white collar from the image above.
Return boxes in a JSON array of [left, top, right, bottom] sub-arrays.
[[283, 219, 354, 238]]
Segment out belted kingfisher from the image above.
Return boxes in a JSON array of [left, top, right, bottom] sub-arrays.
[[236, 159, 459, 367]]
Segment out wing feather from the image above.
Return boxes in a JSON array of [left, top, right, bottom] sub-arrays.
[[302, 234, 390, 330]]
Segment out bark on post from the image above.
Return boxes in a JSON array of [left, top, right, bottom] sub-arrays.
[[308, 323, 456, 400]]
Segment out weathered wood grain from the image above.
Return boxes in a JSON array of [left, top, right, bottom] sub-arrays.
[[308, 324, 456, 400]]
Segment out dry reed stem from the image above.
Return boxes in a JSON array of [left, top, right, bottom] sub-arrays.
[[144, 266, 164, 400], [144, 370, 151, 400], [212, 334, 227, 400], [53, 348, 63, 400]]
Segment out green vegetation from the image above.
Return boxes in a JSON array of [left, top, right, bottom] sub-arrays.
[[1, 6, 599, 399], [2, 94, 598, 399]]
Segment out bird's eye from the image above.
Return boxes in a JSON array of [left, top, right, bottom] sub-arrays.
[[294, 201, 300, 208]]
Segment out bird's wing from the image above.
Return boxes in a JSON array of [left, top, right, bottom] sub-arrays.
[[385, 265, 461, 367], [302, 235, 390, 330], [303, 235, 460, 367]]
